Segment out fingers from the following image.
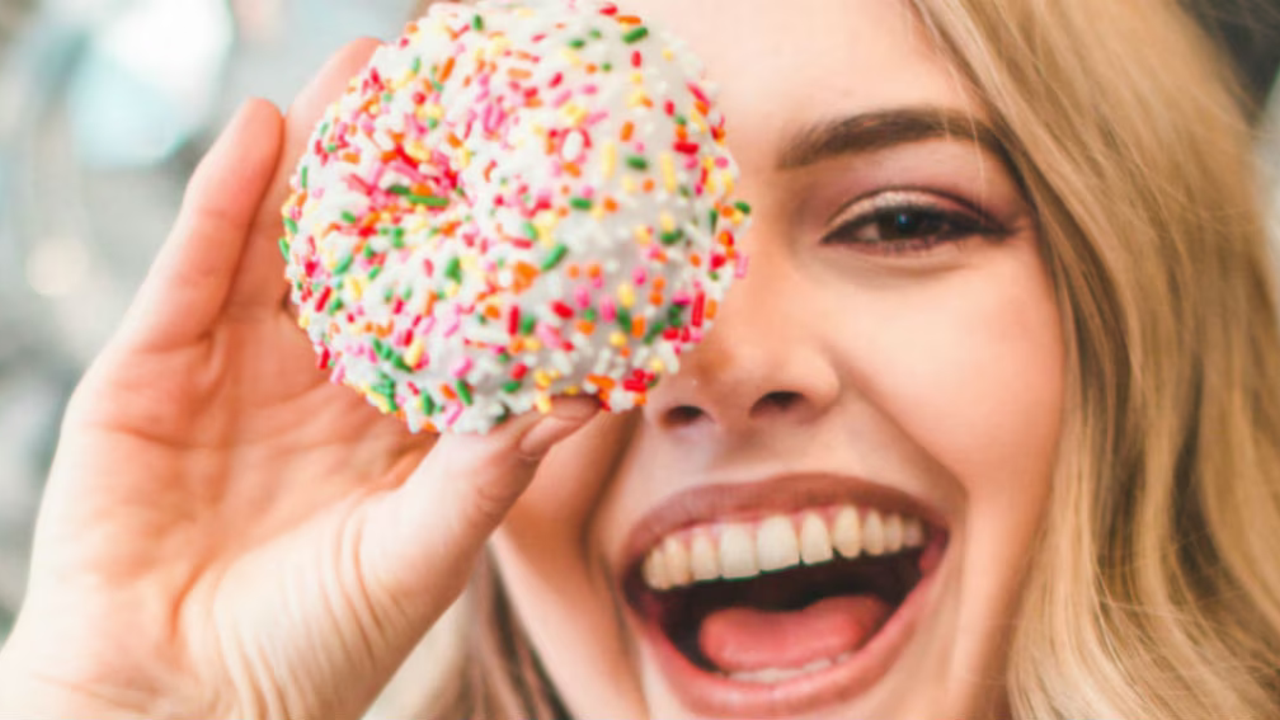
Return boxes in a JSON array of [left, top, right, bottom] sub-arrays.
[[226, 37, 383, 314], [359, 398, 601, 627], [118, 99, 284, 351]]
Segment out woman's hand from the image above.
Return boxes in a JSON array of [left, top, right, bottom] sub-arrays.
[[0, 40, 597, 720]]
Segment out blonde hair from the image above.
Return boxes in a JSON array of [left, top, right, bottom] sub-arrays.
[[402, 0, 1280, 717]]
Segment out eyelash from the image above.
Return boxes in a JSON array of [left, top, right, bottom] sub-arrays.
[[821, 190, 1006, 256]]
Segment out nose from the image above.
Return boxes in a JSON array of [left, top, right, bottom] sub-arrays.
[[644, 244, 841, 435]]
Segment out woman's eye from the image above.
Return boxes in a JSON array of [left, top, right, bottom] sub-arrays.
[[822, 192, 1001, 256]]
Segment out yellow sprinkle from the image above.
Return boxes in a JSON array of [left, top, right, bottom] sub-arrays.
[[299, 314, 311, 330], [592, 205, 606, 220], [534, 210, 559, 246], [600, 140, 617, 181], [535, 393, 552, 414], [660, 153, 677, 193], [635, 225, 653, 246], [631, 71, 645, 85], [446, 283, 460, 298], [622, 176, 638, 195], [345, 276, 364, 301], [566, 386, 581, 396], [559, 47, 582, 66], [561, 102, 588, 127], [722, 172, 736, 196], [404, 340, 424, 368], [610, 331, 628, 347], [628, 89, 650, 108], [617, 283, 635, 308], [525, 338, 542, 352], [650, 358, 666, 373], [535, 370, 553, 389], [663, 48, 675, 61], [660, 212, 676, 233], [458, 146, 472, 169]]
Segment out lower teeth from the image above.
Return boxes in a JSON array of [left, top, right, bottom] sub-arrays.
[[723, 652, 853, 685]]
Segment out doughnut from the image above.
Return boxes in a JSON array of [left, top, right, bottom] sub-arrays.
[[280, 0, 750, 433]]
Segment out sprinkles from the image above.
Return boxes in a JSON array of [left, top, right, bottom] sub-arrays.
[[281, 0, 749, 433]]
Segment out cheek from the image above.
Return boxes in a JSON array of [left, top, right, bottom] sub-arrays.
[[848, 242, 1064, 512]]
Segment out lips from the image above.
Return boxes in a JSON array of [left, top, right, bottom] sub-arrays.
[[618, 474, 949, 716]]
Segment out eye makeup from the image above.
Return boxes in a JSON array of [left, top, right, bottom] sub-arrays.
[[820, 188, 1011, 257]]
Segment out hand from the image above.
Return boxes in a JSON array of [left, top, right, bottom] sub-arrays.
[[0, 40, 597, 720]]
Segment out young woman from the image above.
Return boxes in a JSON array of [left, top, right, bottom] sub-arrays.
[[1, 0, 1278, 718]]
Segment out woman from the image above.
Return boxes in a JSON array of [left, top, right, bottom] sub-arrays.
[[1, 0, 1278, 717]]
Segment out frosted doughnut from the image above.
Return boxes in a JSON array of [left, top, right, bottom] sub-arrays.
[[280, 0, 750, 433]]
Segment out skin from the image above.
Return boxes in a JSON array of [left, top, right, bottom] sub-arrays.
[[494, 1, 1064, 717], [0, 1, 1062, 719]]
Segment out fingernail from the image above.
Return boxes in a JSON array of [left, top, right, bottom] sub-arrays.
[[518, 397, 600, 459]]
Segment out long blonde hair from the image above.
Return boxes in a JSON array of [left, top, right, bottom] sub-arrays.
[[400, 0, 1280, 717]]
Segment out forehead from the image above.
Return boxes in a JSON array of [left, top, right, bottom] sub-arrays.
[[628, 0, 978, 165]]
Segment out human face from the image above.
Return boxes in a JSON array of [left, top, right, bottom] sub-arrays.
[[492, 0, 1065, 717]]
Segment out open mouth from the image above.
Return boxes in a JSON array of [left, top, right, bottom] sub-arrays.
[[623, 504, 946, 711]]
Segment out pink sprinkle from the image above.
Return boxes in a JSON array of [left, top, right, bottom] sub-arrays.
[[575, 286, 592, 308], [451, 357, 473, 378], [632, 267, 648, 285], [715, 157, 730, 168], [445, 402, 464, 426], [600, 298, 617, 323], [735, 255, 750, 279], [552, 89, 573, 107]]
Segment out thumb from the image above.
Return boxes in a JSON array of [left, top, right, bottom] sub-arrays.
[[358, 397, 600, 626]]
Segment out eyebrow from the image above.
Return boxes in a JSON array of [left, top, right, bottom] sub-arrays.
[[776, 107, 1010, 170]]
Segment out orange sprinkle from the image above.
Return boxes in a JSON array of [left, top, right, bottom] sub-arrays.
[[587, 263, 603, 279], [631, 316, 647, 339], [621, 121, 635, 142], [446, 133, 463, 148], [634, 393, 648, 407], [649, 291, 664, 306], [690, 254, 703, 268], [442, 385, 458, 401], [525, 97, 543, 108], [342, 151, 360, 164], [508, 67, 532, 80], [654, 277, 667, 290], [513, 261, 539, 292], [563, 162, 582, 177], [576, 320, 596, 336], [567, 264, 581, 279], [705, 299, 719, 321], [643, 179, 655, 193], [587, 374, 617, 390], [617, 14, 642, 24], [586, 63, 598, 74], [484, 305, 501, 320], [603, 197, 619, 213], [440, 57, 455, 82]]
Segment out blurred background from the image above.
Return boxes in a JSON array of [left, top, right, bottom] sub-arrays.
[[0, 0, 1276, 673]]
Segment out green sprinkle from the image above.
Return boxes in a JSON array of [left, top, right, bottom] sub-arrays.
[[278, 238, 290, 260], [363, 244, 376, 259], [523, 220, 539, 240], [372, 338, 393, 361], [590, 28, 603, 39], [601, 62, 613, 72], [393, 355, 413, 372], [426, 117, 440, 129], [334, 254, 354, 275], [392, 228, 406, 249], [709, 209, 719, 230], [541, 244, 569, 271], [411, 57, 422, 74], [583, 307, 599, 322], [327, 297, 344, 314], [300, 167, 309, 189], [569, 197, 594, 211], [520, 315, 537, 335], [644, 320, 667, 344], [422, 394, 438, 416], [369, 265, 384, 281], [409, 194, 449, 208], [623, 26, 649, 43], [325, 143, 338, 154], [668, 304, 686, 328], [674, 114, 687, 126], [503, 380, 523, 393], [471, 14, 484, 30], [617, 308, 633, 333], [457, 380, 474, 406], [568, 38, 587, 49], [341, 211, 358, 224], [389, 185, 411, 196], [445, 257, 463, 283], [735, 200, 754, 215], [660, 228, 686, 245], [626, 155, 649, 171]]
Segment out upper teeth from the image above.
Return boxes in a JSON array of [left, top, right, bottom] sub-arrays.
[[641, 506, 927, 591]]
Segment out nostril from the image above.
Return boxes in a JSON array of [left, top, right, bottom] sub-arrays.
[[663, 405, 706, 428], [751, 390, 805, 418]]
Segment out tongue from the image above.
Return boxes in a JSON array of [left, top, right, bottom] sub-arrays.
[[698, 595, 892, 673]]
